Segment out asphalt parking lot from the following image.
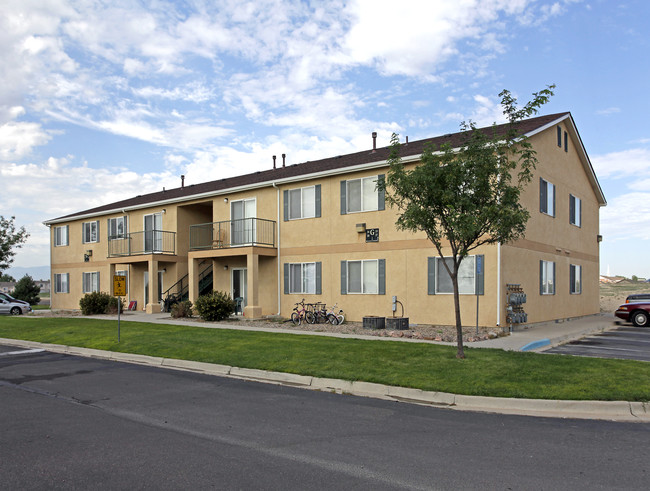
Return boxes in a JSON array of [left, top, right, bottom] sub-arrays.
[[546, 324, 650, 361]]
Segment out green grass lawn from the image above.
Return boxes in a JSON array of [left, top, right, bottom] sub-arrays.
[[1, 316, 649, 402]]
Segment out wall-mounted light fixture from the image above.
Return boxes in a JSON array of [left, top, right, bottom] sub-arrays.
[[162, 268, 167, 273], [224, 265, 228, 270], [162, 208, 166, 214], [356, 223, 366, 233], [224, 198, 229, 203]]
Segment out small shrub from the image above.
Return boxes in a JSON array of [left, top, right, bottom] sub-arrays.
[[107, 297, 124, 314], [194, 291, 236, 322], [79, 291, 112, 315], [171, 300, 193, 318]]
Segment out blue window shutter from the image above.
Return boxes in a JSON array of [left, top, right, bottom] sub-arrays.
[[283, 190, 289, 221], [552, 183, 556, 217], [377, 174, 385, 211], [564, 131, 568, 152], [476, 255, 484, 295], [428, 257, 436, 295], [378, 259, 385, 295], [570, 265, 575, 293], [540, 178, 546, 213], [340, 261, 347, 294], [552, 262, 556, 295], [340, 180, 347, 215], [557, 126, 562, 147], [539, 260, 544, 295], [569, 195, 575, 224], [315, 185, 321, 218], [316, 262, 322, 295], [284, 263, 289, 294]]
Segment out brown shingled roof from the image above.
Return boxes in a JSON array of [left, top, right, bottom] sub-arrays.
[[47, 112, 570, 222]]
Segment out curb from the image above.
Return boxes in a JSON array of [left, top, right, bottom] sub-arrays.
[[2, 337, 648, 423]]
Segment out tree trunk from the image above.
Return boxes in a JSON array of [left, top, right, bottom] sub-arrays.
[[452, 275, 465, 359]]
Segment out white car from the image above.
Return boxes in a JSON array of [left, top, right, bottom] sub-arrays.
[[0, 292, 32, 315]]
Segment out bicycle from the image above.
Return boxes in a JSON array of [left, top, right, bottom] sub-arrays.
[[328, 304, 345, 325], [291, 299, 314, 325]]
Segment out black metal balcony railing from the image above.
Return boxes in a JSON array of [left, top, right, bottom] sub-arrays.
[[190, 218, 276, 251], [108, 230, 176, 257]]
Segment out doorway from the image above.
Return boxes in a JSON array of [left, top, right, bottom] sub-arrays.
[[231, 268, 247, 313], [230, 198, 256, 245]]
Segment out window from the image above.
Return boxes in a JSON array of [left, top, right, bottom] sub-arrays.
[[564, 131, 568, 152], [108, 216, 127, 239], [54, 226, 68, 246], [557, 126, 562, 147], [570, 264, 582, 294], [54, 273, 69, 293], [340, 175, 385, 214], [284, 262, 321, 294], [569, 194, 581, 227], [540, 178, 555, 217], [341, 259, 385, 295], [82, 221, 99, 243], [82, 272, 100, 293], [540, 260, 555, 295], [284, 185, 320, 220], [428, 255, 484, 295]]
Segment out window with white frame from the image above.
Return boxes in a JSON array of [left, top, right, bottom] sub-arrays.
[[570, 264, 582, 294], [290, 263, 316, 294], [540, 260, 555, 295], [540, 178, 555, 217], [342, 259, 385, 294], [341, 175, 385, 214], [569, 194, 581, 227], [116, 269, 128, 294], [54, 273, 69, 293], [82, 221, 99, 243], [287, 186, 317, 220], [54, 226, 69, 246], [428, 255, 484, 295], [108, 216, 127, 239], [82, 272, 100, 293]]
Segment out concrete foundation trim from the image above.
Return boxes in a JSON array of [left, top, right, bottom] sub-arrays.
[[1, 337, 649, 422]]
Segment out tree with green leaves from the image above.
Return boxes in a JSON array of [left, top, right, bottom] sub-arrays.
[[382, 85, 555, 359], [0, 273, 16, 282], [0, 216, 29, 272], [13, 274, 41, 305]]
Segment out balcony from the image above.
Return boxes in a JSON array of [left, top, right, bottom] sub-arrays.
[[108, 230, 176, 257], [190, 218, 276, 251]]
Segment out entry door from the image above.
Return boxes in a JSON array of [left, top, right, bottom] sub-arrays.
[[231, 199, 256, 245], [144, 213, 162, 253], [231, 268, 247, 308]]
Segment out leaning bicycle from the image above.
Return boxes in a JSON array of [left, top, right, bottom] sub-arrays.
[[291, 299, 314, 325]]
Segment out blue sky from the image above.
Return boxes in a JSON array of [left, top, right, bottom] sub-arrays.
[[1, 0, 649, 278]]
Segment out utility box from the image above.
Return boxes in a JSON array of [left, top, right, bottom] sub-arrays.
[[363, 316, 385, 329], [385, 317, 409, 330]]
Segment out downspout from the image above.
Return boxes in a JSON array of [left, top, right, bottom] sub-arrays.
[[272, 182, 281, 315], [496, 242, 501, 327], [47, 224, 53, 310]]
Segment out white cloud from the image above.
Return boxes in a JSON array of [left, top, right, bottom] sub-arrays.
[[601, 192, 650, 241], [591, 148, 650, 179], [0, 121, 53, 160], [596, 107, 621, 115]]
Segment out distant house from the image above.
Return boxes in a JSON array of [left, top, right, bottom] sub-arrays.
[[44, 112, 605, 327], [0, 282, 15, 294], [599, 275, 626, 284]]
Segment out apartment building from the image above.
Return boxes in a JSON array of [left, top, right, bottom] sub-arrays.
[[44, 112, 606, 327]]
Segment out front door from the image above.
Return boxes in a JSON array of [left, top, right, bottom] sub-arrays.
[[231, 199, 256, 245], [232, 268, 247, 311], [144, 213, 162, 253]]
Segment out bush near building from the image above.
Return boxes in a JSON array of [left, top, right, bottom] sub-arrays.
[[194, 291, 235, 321]]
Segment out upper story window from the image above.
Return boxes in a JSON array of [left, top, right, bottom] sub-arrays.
[[540, 260, 555, 295], [340, 175, 385, 214], [428, 255, 484, 295], [540, 178, 555, 217], [54, 225, 68, 246], [108, 216, 127, 239], [557, 126, 562, 147], [564, 131, 568, 152], [82, 221, 99, 244], [284, 185, 321, 220], [569, 194, 581, 227]]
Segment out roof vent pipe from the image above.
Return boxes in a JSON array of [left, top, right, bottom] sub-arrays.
[[181, 175, 185, 188], [405, 136, 409, 145], [282, 153, 286, 167], [372, 132, 377, 151], [272, 155, 276, 169]]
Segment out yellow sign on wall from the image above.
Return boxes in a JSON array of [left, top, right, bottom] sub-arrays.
[[113, 275, 126, 296]]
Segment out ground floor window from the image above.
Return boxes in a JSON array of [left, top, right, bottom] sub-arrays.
[[428, 255, 484, 295], [570, 264, 582, 294], [540, 260, 555, 295], [54, 273, 69, 293], [341, 259, 385, 295], [82, 272, 100, 293], [284, 262, 321, 295]]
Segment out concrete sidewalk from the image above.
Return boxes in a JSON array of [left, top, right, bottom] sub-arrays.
[[83, 310, 618, 352]]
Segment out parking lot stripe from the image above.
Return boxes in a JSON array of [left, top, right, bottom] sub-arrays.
[[0, 349, 45, 357]]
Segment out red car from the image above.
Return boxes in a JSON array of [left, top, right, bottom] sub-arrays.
[[615, 302, 650, 327]]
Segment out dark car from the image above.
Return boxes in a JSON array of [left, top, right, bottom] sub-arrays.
[[0, 292, 32, 315], [615, 302, 650, 327], [626, 293, 650, 303]]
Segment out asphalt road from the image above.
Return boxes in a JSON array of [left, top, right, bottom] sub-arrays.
[[1, 347, 649, 490], [546, 325, 650, 361]]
